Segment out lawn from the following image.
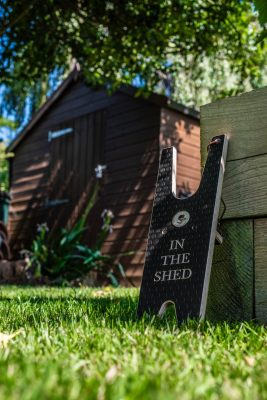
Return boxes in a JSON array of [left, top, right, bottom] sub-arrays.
[[0, 287, 266, 400]]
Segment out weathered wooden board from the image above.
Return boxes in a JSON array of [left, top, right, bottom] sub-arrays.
[[221, 154, 267, 219], [206, 219, 254, 321], [255, 219, 267, 323], [201, 85, 267, 323], [200, 86, 267, 162]]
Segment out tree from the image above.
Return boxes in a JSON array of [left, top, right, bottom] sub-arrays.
[[0, 116, 17, 141], [1, 0, 267, 121], [0, 117, 16, 131], [254, 0, 267, 37], [0, 117, 16, 191]]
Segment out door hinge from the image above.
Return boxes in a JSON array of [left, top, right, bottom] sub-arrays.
[[48, 127, 73, 142]]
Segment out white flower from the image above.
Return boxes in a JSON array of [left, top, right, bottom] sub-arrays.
[[101, 209, 114, 219], [19, 249, 31, 260], [36, 223, 49, 233], [95, 164, 107, 179], [101, 209, 107, 218]]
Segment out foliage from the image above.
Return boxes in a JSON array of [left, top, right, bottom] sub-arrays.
[[0, 117, 17, 130], [0, 141, 13, 192], [254, 0, 267, 40], [0, 117, 17, 191], [0, 68, 64, 125], [25, 185, 127, 286], [1, 1, 267, 120], [0, 286, 266, 399], [170, 36, 267, 107], [254, 0, 267, 24]]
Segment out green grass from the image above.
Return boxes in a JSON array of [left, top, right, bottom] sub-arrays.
[[0, 286, 266, 400]]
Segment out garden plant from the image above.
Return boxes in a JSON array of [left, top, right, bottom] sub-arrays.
[[24, 184, 129, 287]]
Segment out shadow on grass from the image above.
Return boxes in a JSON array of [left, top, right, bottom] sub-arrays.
[[0, 290, 183, 330], [0, 288, 257, 331]]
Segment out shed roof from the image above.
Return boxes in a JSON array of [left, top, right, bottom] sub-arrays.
[[8, 67, 199, 152]]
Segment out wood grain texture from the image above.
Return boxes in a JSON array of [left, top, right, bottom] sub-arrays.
[[9, 77, 201, 283], [254, 219, 267, 323], [200, 86, 267, 163], [206, 219, 254, 321], [220, 154, 267, 219], [160, 107, 201, 197]]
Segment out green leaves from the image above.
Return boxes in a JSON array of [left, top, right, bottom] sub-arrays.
[[254, 0, 267, 41], [0, 117, 17, 130], [254, 0, 267, 24], [25, 185, 126, 286], [1, 0, 267, 119], [0, 141, 14, 192]]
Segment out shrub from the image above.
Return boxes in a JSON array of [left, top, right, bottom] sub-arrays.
[[23, 185, 129, 287], [0, 141, 14, 192]]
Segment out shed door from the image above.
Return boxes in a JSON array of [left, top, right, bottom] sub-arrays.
[[47, 110, 106, 231]]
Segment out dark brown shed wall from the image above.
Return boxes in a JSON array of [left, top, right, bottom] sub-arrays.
[[160, 108, 201, 197], [102, 99, 160, 285], [9, 80, 161, 285], [9, 79, 200, 286]]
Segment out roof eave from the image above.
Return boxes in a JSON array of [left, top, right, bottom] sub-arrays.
[[8, 72, 199, 152], [7, 67, 79, 152], [119, 86, 199, 120]]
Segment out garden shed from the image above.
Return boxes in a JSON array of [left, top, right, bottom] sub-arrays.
[[8, 67, 200, 285]]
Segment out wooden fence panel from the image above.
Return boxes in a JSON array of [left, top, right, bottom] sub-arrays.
[[206, 220, 254, 321], [201, 86, 267, 162], [201, 85, 267, 322], [254, 219, 267, 323]]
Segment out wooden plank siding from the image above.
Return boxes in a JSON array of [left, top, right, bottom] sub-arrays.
[[8, 80, 162, 286], [200, 86, 267, 322], [160, 108, 201, 197], [9, 115, 51, 251], [201, 86, 267, 162], [8, 78, 200, 286], [101, 101, 160, 285]]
